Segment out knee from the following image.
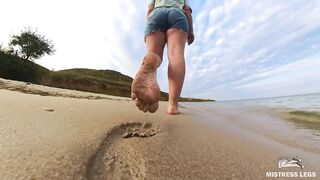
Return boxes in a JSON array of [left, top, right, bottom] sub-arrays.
[[167, 51, 185, 62]]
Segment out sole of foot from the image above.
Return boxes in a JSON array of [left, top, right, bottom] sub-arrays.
[[131, 53, 161, 113]]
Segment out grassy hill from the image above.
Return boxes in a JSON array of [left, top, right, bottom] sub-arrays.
[[42, 69, 135, 98], [0, 51, 49, 83], [0, 51, 214, 102]]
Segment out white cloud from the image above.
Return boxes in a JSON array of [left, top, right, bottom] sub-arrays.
[[183, 0, 320, 100], [1, 0, 320, 100]]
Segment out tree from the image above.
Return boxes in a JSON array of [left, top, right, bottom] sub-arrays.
[[9, 27, 55, 61]]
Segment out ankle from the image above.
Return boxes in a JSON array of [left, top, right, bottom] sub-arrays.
[[141, 61, 157, 72], [168, 102, 178, 108], [167, 104, 179, 115], [143, 53, 161, 69]]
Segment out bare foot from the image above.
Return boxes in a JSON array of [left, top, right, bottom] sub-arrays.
[[167, 104, 180, 115], [131, 53, 160, 113]]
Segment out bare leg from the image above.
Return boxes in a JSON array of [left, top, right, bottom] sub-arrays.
[[166, 29, 187, 115], [131, 32, 166, 113]]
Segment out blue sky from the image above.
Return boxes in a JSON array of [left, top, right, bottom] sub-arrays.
[[1, 0, 320, 100]]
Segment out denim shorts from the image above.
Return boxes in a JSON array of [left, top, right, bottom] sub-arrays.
[[144, 7, 189, 40]]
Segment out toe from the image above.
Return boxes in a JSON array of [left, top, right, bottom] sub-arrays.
[[131, 93, 137, 100], [135, 99, 142, 107], [149, 103, 159, 113], [138, 103, 145, 111], [142, 104, 150, 113]]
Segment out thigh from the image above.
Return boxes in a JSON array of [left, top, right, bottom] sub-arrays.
[[146, 32, 166, 60], [166, 29, 187, 59]]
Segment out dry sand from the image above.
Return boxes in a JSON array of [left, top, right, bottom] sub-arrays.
[[0, 78, 319, 179]]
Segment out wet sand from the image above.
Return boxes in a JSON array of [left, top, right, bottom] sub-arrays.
[[0, 78, 319, 179]]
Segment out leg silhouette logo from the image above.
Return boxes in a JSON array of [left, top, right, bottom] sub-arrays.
[[278, 156, 304, 169]]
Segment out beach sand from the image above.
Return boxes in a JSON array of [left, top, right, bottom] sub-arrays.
[[0, 78, 319, 179]]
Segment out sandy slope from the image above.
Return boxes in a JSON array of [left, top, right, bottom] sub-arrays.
[[0, 78, 319, 179]]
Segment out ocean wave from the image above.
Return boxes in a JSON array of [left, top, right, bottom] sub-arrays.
[[284, 111, 320, 131]]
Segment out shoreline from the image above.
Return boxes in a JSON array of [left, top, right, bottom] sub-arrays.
[[0, 79, 319, 179], [183, 102, 320, 153], [0, 77, 125, 100], [185, 104, 320, 164]]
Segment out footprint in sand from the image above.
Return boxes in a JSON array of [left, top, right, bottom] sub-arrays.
[[86, 122, 159, 180], [122, 122, 157, 138]]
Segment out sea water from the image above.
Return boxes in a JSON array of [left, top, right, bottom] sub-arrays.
[[184, 93, 320, 112], [182, 93, 320, 153], [221, 93, 320, 112]]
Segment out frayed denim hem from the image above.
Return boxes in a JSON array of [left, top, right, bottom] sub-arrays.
[[144, 29, 165, 42], [144, 28, 188, 42]]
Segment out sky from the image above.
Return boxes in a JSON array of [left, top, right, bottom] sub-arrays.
[[1, 0, 320, 101]]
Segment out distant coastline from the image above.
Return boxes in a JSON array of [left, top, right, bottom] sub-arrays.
[[219, 92, 320, 102], [0, 51, 214, 102]]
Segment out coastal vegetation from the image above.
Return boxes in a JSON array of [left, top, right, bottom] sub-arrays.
[[8, 27, 55, 61], [0, 48, 214, 102]]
